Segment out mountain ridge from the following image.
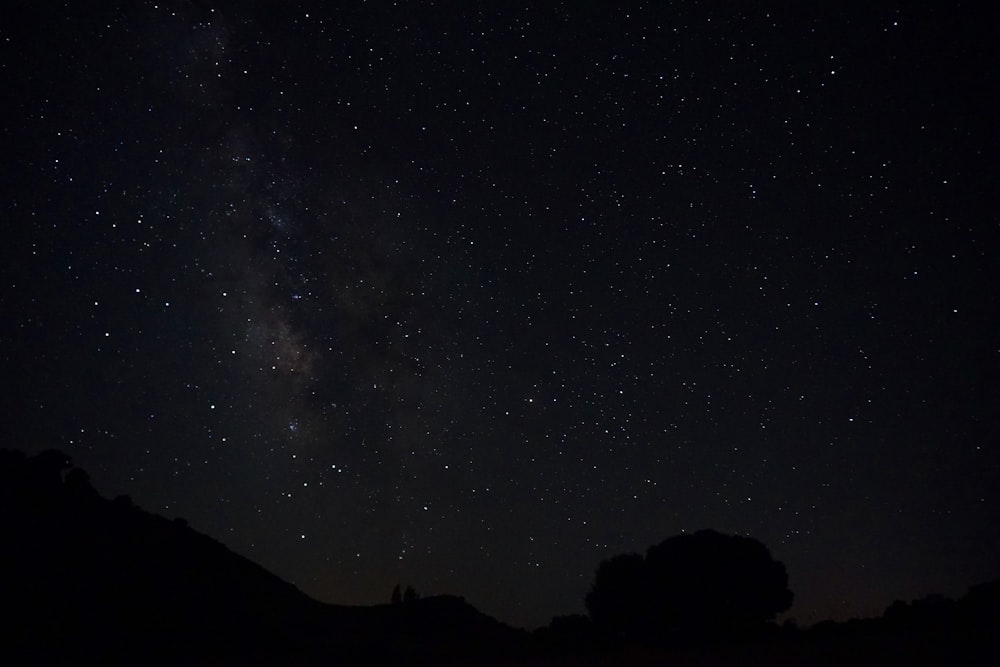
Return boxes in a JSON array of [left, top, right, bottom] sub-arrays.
[[0, 448, 528, 666]]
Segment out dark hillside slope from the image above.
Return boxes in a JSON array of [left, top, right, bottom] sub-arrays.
[[0, 449, 526, 666], [1, 448, 330, 664]]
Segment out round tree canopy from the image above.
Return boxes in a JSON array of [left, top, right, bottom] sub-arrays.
[[586, 529, 792, 646]]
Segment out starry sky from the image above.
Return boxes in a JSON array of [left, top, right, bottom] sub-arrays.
[[2, 2, 998, 630]]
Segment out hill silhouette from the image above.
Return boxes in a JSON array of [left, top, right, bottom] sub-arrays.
[[3, 448, 997, 666], [0, 449, 527, 666]]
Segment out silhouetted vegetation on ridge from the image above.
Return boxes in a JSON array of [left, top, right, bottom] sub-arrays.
[[2, 447, 997, 666], [529, 531, 999, 665]]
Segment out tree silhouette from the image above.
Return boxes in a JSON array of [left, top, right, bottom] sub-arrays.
[[584, 553, 648, 642], [586, 529, 792, 646]]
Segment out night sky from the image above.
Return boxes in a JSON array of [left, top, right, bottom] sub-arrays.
[[2, 2, 998, 630]]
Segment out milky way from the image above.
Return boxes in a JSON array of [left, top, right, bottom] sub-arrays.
[[2, 2, 998, 629]]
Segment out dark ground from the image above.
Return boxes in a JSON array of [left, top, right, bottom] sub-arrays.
[[2, 449, 996, 666]]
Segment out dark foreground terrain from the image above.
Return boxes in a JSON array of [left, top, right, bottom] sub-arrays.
[[2, 449, 996, 666]]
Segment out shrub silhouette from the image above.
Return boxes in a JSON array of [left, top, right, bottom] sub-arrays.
[[586, 529, 792, 646]]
